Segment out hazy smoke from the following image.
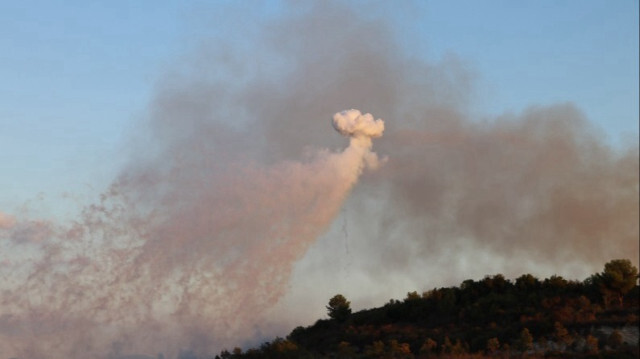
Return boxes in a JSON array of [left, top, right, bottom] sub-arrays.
[[1, 1, 638, 358], [0, 211, 15, 229], [0, 108, 383, 358]]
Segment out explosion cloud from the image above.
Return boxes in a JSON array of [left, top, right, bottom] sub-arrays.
[[332, 109, 384, 140], [1, 2, 638, 358]]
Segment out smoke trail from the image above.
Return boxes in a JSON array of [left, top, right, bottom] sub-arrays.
[[0, 109, 383, 358]]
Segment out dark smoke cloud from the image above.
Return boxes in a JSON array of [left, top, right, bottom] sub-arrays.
[[1, 1, 637, 358]]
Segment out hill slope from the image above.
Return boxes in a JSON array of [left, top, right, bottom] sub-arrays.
[[218, 259, 639, 358]]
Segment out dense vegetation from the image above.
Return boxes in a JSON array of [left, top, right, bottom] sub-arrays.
[[212, 259, 638, 358]]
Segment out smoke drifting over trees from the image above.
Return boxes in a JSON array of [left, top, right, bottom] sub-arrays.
[[0, 2, 637, 358]]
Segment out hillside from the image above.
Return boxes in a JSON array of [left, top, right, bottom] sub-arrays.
[[214, 259, 638, 358]]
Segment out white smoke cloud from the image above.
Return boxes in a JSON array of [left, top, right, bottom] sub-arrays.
[[333, 109, 386, 170], [332, 109, 384, 139]]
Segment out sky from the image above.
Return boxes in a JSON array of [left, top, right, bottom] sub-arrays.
[[0, 1, 638, 358], [1, 1, 638, 209]]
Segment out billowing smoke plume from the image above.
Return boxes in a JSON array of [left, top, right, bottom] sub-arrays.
[[333, 109, 384, 140], [0, 109, 383, 358], [1, 1, 638, 358]]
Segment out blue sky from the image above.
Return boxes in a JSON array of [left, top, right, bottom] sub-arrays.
[[416, 1, 639, 136], [1, 0, 638, 210]]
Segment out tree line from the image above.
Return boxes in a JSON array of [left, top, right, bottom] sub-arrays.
[[212, 259, 638, 358]]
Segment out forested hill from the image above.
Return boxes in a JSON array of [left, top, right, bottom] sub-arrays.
[[216, 259, 639, 359]]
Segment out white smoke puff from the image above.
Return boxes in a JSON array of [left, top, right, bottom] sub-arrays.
[[0, 211, 16, 230], [333, 109, 386, 169], [332, 109, 384, 139]]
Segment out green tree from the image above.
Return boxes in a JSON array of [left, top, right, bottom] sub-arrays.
[[405, 291, 421, 301], [483, 274, 509, 292], [553, 321, 573, 349], [337, 341, 356, 358], [442, 336, 453, 354], [518, 328, 533, 352], [596, 259, 638, 307], [486, 337, 500, 355], [364, 341, 386, 358], [264, 337, 300, 358], [607, 330, 623, 349], [327, 294, 352, 322], [515, 274, 539, 290], [502, 343, 511, 356], [585, 334, 599, 354], [450, 339, 467, 355], [388, 339, 414, 358], [544, 275, 568, 292], [419, 338, 437, 357]]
